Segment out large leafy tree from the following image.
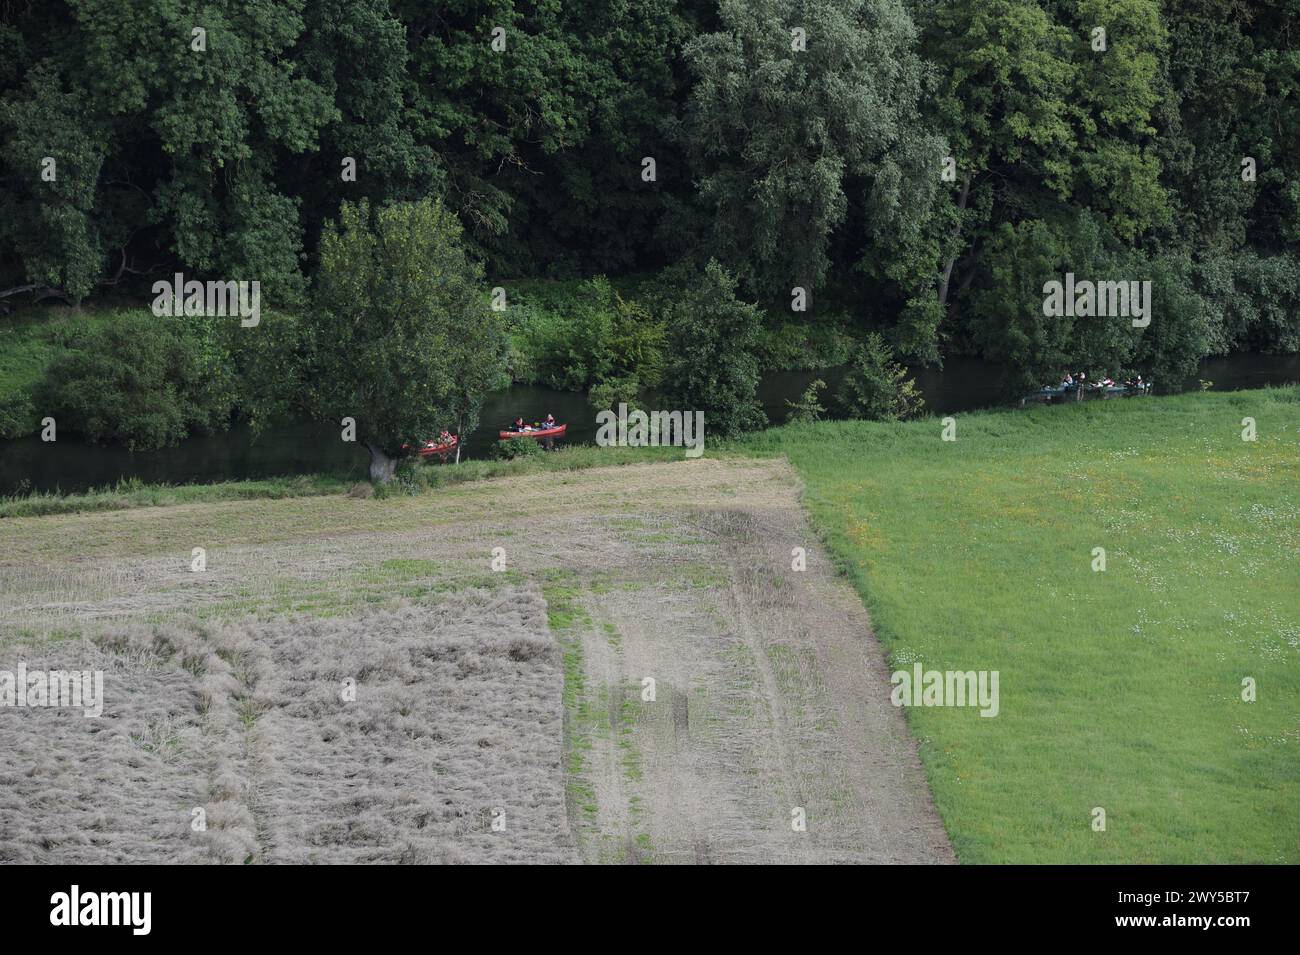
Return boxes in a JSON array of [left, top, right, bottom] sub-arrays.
[[968, 215, 1138, 393], [0, 0, 336, 305], [967, 211, 1213, 393], [0, 62, 106, 303], [308, 198, 504, 481], [396, 0, 689, 275], [660, 259, 767, 437], [73, 0, 337, 305], [918, 0, 1167, 293], [681, 0, 941, 302]]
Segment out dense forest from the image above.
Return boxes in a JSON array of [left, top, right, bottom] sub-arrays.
[[1, 1, 1298, 448]]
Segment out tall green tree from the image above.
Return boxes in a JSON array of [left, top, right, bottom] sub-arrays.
[[0, 0, 337, 305], [397, 0, 689, 275], [660, 259, 767, 437], [917, 0, 1168, 314], [308, 198, 504, 481], [681, 0, 941, 302], [967, 212, 1213, 393], [0, 62, 106, 302]]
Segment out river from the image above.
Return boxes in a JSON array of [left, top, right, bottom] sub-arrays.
[[2, 353, 1297, 495]]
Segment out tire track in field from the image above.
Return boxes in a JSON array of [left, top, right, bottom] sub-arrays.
[[555, 466, 953, 864]]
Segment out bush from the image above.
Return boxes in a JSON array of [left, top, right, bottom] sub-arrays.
[[374, 457, 427, 498], [36, 313, 238, 449], [514, 278, 664, 395], [494, 437, 543, 460], [785, 379, 826, 424], [756, 320, 855, 371], [837, 334, 925, 421], [588, 375, 641, 413], [0, 390, 35, 439], [660, 260, 767, 437]]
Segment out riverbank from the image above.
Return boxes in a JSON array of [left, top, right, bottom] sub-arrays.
[[0, 445, 691, 519], [5, 303, 1299, 497], [0, 295, 855, 444]]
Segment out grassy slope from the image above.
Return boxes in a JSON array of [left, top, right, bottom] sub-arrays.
[[742, 388, 1300, 863], [0, 307, 118, 399], [0, 445, 687, 519]]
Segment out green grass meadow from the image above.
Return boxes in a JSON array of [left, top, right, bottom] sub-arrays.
[[744, 388, 1300, 863], [0, 307, 118, 397]]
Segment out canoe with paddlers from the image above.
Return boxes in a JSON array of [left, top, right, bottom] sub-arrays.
[[402, 433, 459, 456], [498, 423, 567, 440]]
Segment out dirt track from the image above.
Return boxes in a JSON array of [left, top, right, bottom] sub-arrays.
[[0, 458, 953, 863]]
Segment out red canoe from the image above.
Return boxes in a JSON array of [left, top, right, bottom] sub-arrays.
[[498, 423, 567, 440], [402, 434, 459, 456]]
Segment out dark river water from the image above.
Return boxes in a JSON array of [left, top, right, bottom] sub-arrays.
[[2, 353, 1297, 495]]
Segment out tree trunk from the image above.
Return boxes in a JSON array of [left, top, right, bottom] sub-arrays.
[[365, 443, 396, 483], [0, 284, 71, 304], [937, 173, 972, 308]]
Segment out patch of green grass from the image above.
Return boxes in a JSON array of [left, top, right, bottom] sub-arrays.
[[1, 444, 690, 519], [743, 387, 1300, 863], [0, 307, 118, 401], [554, 607, 599, 828], [0, 473, 356, 519], [543, 583, 592, 633], [679, 562, 730, 590], [546, 583, 653, 860], [617, 687, 645, 784]]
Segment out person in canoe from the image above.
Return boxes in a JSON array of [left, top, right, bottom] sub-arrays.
[[512, 416, 528, 432], [541, 413, 556, 430]]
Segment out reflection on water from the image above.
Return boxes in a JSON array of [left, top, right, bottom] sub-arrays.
[[3, 354, 1297, 495], [759, 356, 1011, 418]]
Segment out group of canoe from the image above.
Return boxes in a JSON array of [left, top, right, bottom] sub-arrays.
[[405, 417, 568, 458], [1026, 374, 1154, 403]]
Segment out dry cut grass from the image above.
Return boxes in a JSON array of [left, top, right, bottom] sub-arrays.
[[0, 589, 575, 864]]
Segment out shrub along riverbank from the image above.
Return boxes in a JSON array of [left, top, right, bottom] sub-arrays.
[[0, 279, 858, 446], [0, 305, 304, 445]]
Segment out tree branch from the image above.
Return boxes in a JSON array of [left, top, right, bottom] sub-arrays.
[[0, 284, 72, 303], [937, 171, 972, 308]]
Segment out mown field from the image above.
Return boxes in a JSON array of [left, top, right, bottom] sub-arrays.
[[743, 387, 1300, 863], [0, 457, 949, 864]]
